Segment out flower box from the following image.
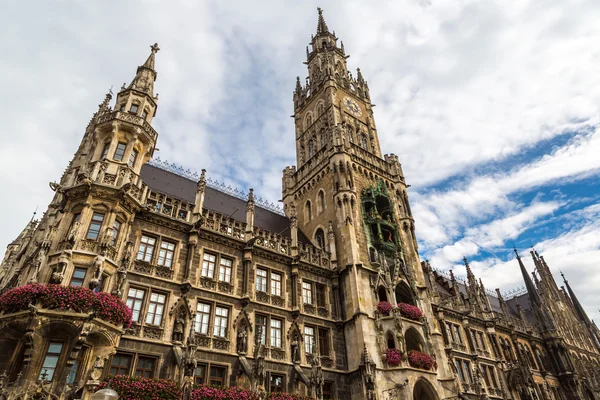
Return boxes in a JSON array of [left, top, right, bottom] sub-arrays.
[[385, 348, 404, 366], [98, 376, 180, 400], [397, 303, 423, 321], [407, 350, 437, 371], [377, 301, 392, 316], [0, 284, 132, 328]]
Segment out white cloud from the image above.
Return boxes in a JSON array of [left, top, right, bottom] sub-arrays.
[[1, 0, 600, 321]]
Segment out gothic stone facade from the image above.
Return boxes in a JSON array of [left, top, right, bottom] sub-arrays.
[[1, 8, 599, 400]]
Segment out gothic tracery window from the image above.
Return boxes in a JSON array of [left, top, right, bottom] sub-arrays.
[[315, 228, 325, 249], [308, 139, 316, 159], [360, 133, 368, 150]]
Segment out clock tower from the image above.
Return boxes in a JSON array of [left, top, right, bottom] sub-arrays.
[[282, 8, 450, 399]]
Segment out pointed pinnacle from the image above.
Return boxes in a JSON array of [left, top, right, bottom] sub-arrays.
[[316, 7, 329, 34]]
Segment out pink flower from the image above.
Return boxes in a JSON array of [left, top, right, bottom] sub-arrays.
[[0, 284, 132, 328], [385, 348, 404, 366], [407, 350, 436, 370], [377, 301, 392, 316], [397, 303, 423, 321]]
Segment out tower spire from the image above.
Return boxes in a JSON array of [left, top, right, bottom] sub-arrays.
[[316, 7, 329, 35], [515, 248, 540, 307], [126, 43, 160, 97], [561, 272, 592, 325]]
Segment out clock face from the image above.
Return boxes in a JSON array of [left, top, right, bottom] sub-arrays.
[[343, 96, 362, 117]]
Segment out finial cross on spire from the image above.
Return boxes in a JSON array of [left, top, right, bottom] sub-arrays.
[[150, 43, 160, 53]]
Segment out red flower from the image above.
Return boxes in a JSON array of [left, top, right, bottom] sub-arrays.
[[0, 284, 132, 328], [377, 301, 392, 316], [407, 350, 436, 370], [397, 303, 423, 321], [385, 348, 404, 366]]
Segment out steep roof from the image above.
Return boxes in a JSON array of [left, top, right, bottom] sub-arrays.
[[140, 163, 308, 242]]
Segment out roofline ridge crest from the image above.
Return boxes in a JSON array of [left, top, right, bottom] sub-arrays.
[[147, 158, 285, 216]]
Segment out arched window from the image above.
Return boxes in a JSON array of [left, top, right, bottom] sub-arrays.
[[305, 115, 312, 130], [360, 133, 368, 150], [318, 191, 325, 213], [347, 126, 354, 143], [386, 332, 396, 349], [317, 103, 324, 116], [305, 201, 312, 222], [405, 328, 424, 352], [377, 286, 388, 302], [315, 228, 325, 249], [395, 282, 415, 305], [308, 139, 316, 158]]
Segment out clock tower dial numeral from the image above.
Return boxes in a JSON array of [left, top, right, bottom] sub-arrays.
[[343, 96, 362, 117]]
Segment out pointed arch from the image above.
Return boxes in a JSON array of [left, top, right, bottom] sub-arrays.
[[405, 327, 425, 352], [413, 378, 439, 400], [377, 286, 388, 302], [305, 200, 312, 222], [314, 228, 325, 249], [395, 281, 415, 306], [360, 133, 368, 150], [308, 139, 316, 158], [317, 190, 326, 213], [386, 331, 396, 349]]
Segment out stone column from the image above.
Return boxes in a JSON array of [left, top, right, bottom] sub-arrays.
[[192, 169, 206, 223]]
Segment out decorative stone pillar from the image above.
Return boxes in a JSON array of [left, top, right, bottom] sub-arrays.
[[192, 169, 206, 223]]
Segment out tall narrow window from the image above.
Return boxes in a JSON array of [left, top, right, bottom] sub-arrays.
[[360, 133, 368, 150], [256, 268, 268, 293], [462, 360, 473, 383], [69, 268, 86, 287], [214, 306, 229, 337], [315, 228, 325, 249], [157, 241, 175, 268], [86, 212, 105, 240], [453, 325, 463, 344], [271, 319, 282, 348], [218, 258, 232, 283], [302, 281, 313, 305], [128, 149, 138, 167], [256, 315, 267, 345], [305, 201, 312, 221], [141, 109, 148, 119], [323, 382, 333, 400], [455, 359, 465, 382], [304, 326, 315, 354], [39, 342, 63, 381], [209, 366, 226, 386], [194, 364, 206, 385], [135, 357, 155, 378], [318, 328, 330, 356], [126, 288, 145, 323], [318, 191, 325, 213], [110, 353, 132, 376], [145, 293, 166, 325], [270, 374, 284, 392], [308, 139, 316, 158], [201, 253, 216, 279], [110, 220, 121, 246], [195, 303, 211, 335], [271, 272, 282, 297], [101, 142, 110, 159], [113, 142, 127, 161], [137, 235, 156, 262], [67, 345, 88, 385], [129, 104, 139, 114], [316, 284, 327, 307]]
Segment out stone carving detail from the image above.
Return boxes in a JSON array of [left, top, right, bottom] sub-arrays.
[[143, 326, 163, 340], [156, 265, 174, 279], [237, 323, 248, 354], [200, 277, 216, 290], [172, 309, 186, 343], [271, 296, 285, 307], [196, 336, 211, 348], [256, 291, 270, 303], [213, 338, 230, 351], [271, 348, 285, 360]]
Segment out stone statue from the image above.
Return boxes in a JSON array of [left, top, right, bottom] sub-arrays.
[[173, 310, 186, 342], [89, 255, 105, 289], [237, 325, 248, 354], [52, 249, 72, 283], [100, 226, 113, 248], [114, 265, 127, 296], [67, 219, 82, 244], [291, 332, 300, 363]]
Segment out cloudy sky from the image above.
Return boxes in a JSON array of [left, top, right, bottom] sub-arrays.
[[1, 0, 599, 320]]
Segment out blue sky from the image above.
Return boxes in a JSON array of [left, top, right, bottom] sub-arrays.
[[1, 0, 599, 320]]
